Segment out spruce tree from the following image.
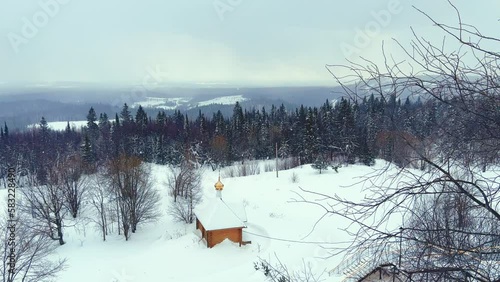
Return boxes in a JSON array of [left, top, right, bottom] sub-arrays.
[[87, 107, 99, 141], [311, 154, 329, 174], [156, 111, 166, 124], [65, 121, 71, 134], [81, 133, 95, 173], [3, 122, 8, 139], [135, 105, 148, 128], [120, 103, 132, 124], [87, 107, 98, 128]]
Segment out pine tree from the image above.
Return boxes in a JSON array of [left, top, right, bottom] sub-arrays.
[[320, 100, 336, 160], [87, 107, 98, 128], [40, 116, 48, 130], [98, 113, 110, 129], [311, 154, 329, 174], [358, 128, 375, 166], [156, 111, 166, 124], [114, 113, 120, 127], [65, 121, 71, 134], [120, 103, 132, 125], [112, 113, 121, 157], [304, 107, 319, 163], [213, 110, 225, 135], [81, 133, 95, 173], [39, 116, 49, 145], [231, 102, 246, 159], [98, 113, 112, 161], [135, 105, 148, 128], [87, 107, 99, 141], [3, 122, 8, 139], [335, 98, 357, 164], [291, 105, 308, 164]]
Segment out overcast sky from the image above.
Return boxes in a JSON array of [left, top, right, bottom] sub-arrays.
[[0, 0, 498, 86]]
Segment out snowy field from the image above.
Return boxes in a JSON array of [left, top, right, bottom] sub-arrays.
[[196, 95, 248, 107], [129, 95, 248, 111], [27, 121, 87, 131], [131, 97, 192, 110], [1, 160, 403, 282]]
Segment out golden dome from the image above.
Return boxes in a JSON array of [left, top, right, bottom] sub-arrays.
[[214, 177, 224, 191]]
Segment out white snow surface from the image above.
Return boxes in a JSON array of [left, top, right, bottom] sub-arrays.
[[195, 197, 246, 230], [131, 95, 247, 111], [197, 95, 248, 107], [0, 160, 408, 282], [131, 97, 192, 110], [27, 120, 87, 131]]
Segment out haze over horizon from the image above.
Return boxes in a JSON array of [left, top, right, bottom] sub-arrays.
[[0, 0, 498, 87]]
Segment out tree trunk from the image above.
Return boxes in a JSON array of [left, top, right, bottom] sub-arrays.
[[101, 202, 106, 241], [55, 218, 65, 245], [131, 211, 137, 233], [116, 196, 121, 235], [123, 222, 129, 241]]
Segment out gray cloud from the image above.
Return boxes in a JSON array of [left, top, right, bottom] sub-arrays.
[[0, 0, 497, 86]]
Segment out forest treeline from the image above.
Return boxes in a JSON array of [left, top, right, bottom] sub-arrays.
[[0, 92, 485, 181]]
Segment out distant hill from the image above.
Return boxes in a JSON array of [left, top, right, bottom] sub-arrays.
[[0, 85, 351, 131]]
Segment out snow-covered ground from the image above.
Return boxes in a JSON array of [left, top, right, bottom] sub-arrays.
[[1, 160, 403, 282], [131, 97, 192, 110], [131, 95, 248, 110], [197, 95, 248, 107], [27, 120, 87, 131]]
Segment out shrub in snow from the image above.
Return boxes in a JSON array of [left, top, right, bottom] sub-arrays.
[[311, 156, 329, 174], [264, 162, 275, 172], [237, 161, 260, 176], [107, 155, 161, 240], [167, 161, 202, 224], [277, 157, 300, 171], [222, 160, 261, 177], [254, 256, 323, 282]]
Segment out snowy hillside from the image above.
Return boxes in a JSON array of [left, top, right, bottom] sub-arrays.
[[196, 95, 248, 107], [27, 120, 87, 131], [0, 160, 406, 282], [131, 95, 249, 111], [131, 97, 192, 110]]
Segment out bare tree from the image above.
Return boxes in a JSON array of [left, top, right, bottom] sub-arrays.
[[88, 173, 111, 241], [0, 212, 66, 282], [299, 2, 500, 281], [167, 162, 201, 204], [167, 162, 202, 224], [107, 155, 160, 240], [404, 188, 500, 281], [21, 162, 67, 246], [58, 155, 89, 218]]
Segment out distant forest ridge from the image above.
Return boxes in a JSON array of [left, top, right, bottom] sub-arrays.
[[0, 83, 426, 131], [2, 90, 489, 185]]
